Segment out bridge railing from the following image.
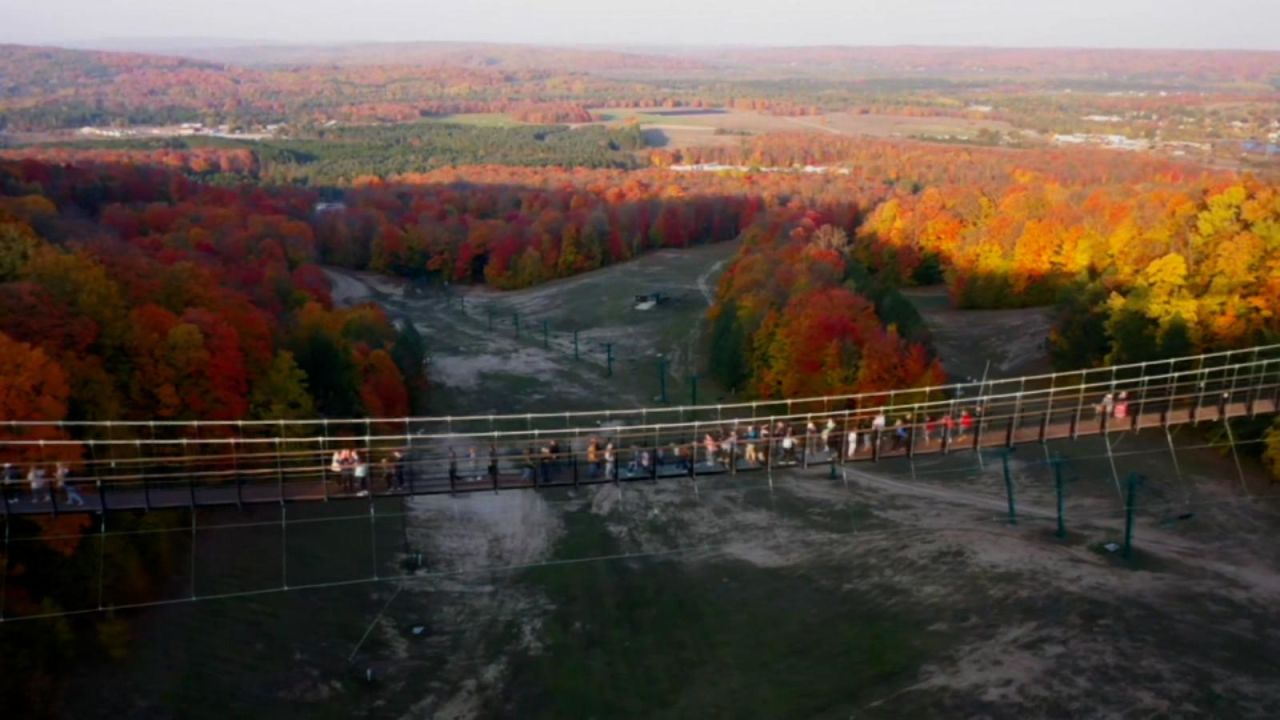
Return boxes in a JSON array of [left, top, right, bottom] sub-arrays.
[[2, 345, 1279, 510]]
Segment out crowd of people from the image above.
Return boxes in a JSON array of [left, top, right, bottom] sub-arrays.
[[328, 447, 407, 496], [4, 391, 1155, 507], [419, 407, 1000, 488], [1, 461, 85, 507]]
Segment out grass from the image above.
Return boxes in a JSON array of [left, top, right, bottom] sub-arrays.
[[421, 113, 524, 127], [498, 506, 935, 718]]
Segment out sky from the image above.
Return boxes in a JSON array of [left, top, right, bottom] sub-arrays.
[[1, 0, 1277, 50]]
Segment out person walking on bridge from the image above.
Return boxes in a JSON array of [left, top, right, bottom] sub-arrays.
[[892, 418, 908, 451], [871, 410, 887, 450], [1098, 392, 1115, 421], [587, 438, 601, 478], [520, 446, 536, 484], [354, 455, 369, 497], [604, 442, 616, 479], [2, 463, 18, 504], [28, 465, 49, 503], [392, 450, 406, 489], [538, 445, 553, 486], [380, 456, 394, 491], [1114, 391, 1130, 421], [55, 462, 84, 507]]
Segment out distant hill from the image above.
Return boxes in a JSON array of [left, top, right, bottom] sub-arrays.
[[2, 42, 1277, 134], [86, 40, 713, 72], [45, 40, 1280, 84], [680, 45, 1280, 83]]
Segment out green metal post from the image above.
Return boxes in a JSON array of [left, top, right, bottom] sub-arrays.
[[1123, 472, 1141, 559], [690, 375, 698, 407], [542, 320, 549, 349], [1053, 455, 1066, 538], [573, 329, 579, 360], [605, 343, 613, 377], [1001, 450, 1016, 525]]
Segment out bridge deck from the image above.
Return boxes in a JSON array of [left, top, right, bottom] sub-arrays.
[[4, 396, 1275, 516]]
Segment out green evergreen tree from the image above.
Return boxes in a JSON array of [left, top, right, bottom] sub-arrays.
[[249, 351, 316, 420]]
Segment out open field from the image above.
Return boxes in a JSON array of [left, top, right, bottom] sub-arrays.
[[421, 113, 526, 127], [327, 240, 742, 414], [585, 107, 1027, 151], [903, 285, 1055, 381]]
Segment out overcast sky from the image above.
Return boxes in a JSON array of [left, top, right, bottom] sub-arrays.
[[2, 0, 1277, 50]]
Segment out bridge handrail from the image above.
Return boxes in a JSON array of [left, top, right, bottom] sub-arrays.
[[4, 344, 1278, 432], [4, 358, 1276, 453]]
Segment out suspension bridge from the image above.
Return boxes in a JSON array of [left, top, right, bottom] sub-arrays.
[[2, 344, 1278, 517]]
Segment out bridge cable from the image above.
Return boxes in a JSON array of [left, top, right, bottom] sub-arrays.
[[1222, 416, 1251, 498], [3, 472, 1280, 624]]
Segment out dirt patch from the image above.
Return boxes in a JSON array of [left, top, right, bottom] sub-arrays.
[[903, 285, 1054, 379]]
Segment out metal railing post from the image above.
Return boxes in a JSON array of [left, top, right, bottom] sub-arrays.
[[320, 420, 330, 501], [1223, 361, 1241, 421], [1072, 370, 1087, 440], [1006, 385, 1023, 448], [1123, 472, 1142, 560], [1246, 357, 1261, 417], [90, 438, 108, 514], [275, 437, 285, 503], [1040, 374, 1055, 443], [140, 440, 151, 511], [184, 438, 196, 508], [765, 418, 774, 472], [907, 406, 918, 458], [1133, 364, 1148, 431], [232, 424, 243, 509]]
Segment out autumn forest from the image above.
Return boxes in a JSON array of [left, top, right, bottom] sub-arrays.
[[3, 38, 1280, 715]]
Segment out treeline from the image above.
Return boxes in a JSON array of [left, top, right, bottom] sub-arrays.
[[709, 222, 944, 400], [654, 132, 1210, 184], [0, 159, 428, 433], [858, 175, 1280, 369]]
